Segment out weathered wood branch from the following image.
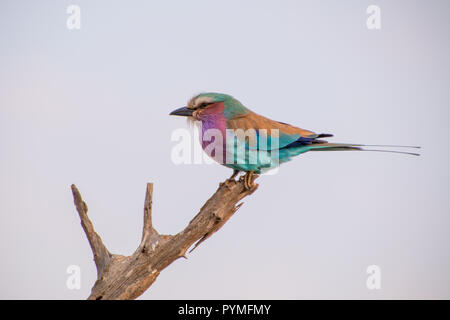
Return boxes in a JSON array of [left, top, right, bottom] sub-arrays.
[[71, 185, 111, 278], [71, 174, 258, 300]]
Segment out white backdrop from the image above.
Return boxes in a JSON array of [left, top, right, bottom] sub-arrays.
[[1, 0, 449, 299]]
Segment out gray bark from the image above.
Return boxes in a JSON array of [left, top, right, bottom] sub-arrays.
[[71, 175, 258, 300]]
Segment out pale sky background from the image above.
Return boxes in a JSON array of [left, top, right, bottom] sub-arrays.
[[1, 0, 449, 299]]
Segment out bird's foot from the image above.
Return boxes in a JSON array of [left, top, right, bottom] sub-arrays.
[[222, 170, 239, 188], [228, 170, 239, 181], [243, 171, 255, 190]]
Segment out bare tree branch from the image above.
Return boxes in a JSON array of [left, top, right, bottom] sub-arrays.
[[139, 183, 166, 253], [71, 184, 111, 278], [71, 174, 258, 300]]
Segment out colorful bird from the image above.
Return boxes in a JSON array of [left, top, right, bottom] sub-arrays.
[[170, 92, 420, 189]]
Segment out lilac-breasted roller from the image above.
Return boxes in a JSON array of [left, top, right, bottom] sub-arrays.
[[170, 92, 420, 189]]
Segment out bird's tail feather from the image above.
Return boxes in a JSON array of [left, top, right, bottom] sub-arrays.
[[309, 143, 421, 156]]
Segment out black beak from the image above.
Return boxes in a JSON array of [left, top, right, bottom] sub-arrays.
[[169, 106, 194, 117]]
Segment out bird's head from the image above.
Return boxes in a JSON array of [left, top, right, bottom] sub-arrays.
[[170, 92, 248, 121]]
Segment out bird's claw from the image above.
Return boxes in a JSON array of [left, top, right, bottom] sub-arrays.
[[229, 170, 239, 181], [243, 171, 255, 190], [221, 170, 240, 189], [223, 170, 256, 190], [222, 179, 233, 189]]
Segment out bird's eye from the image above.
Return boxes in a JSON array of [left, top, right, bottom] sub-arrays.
[[200, 102, 209, 108]]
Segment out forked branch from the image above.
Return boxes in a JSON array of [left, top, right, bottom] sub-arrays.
[[71, 175, 258, 300]]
